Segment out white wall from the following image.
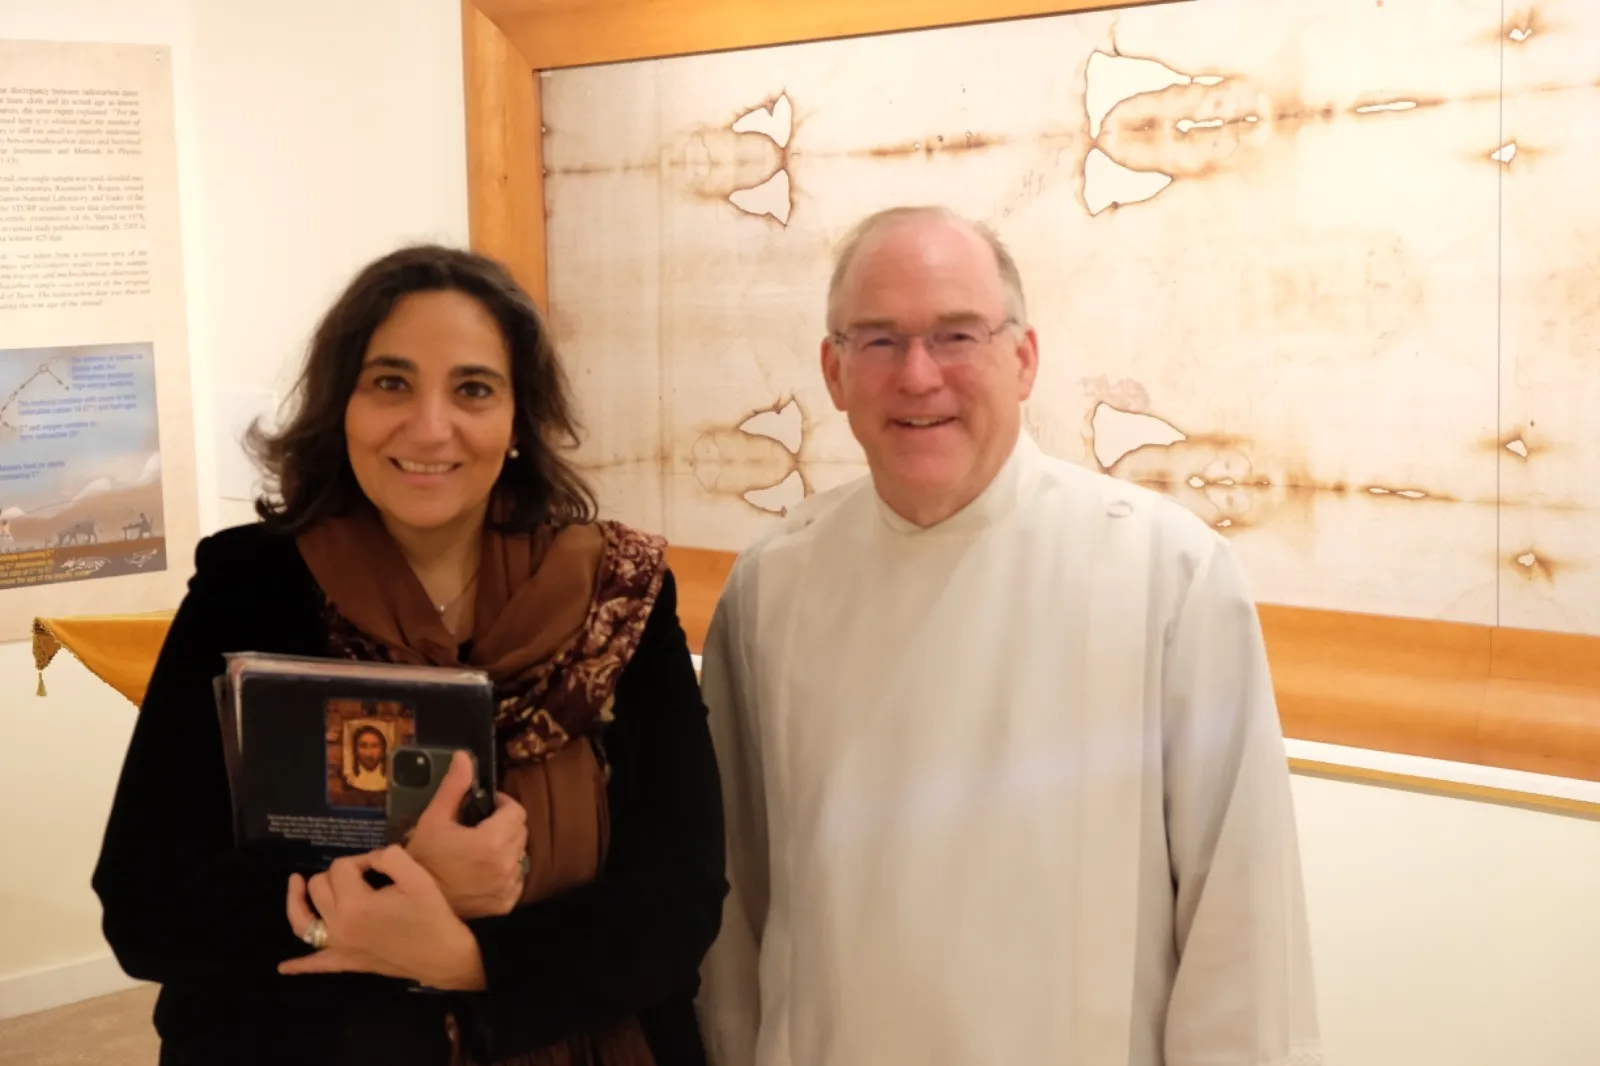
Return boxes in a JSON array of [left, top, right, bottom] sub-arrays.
[[0, 0, 200, 1018], [0, 0, 468, 1018], [1293, 774, 1600, 1065], [3, 3, 1600, 1064], [185, 0, 469, 529]]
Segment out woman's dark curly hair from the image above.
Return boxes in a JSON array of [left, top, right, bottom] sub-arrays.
[[246, 244, 596, 533]]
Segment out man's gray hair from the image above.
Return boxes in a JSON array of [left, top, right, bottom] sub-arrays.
[[824, 205, 1029, 332]]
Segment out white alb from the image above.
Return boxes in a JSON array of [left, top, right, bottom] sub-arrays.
[[696, 430, 1325, 1066]]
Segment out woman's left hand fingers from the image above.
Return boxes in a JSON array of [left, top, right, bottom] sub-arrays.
[[364, 843, 428, 890], [279, 846, 475, 986], [278, 945, 409, 980], [285, 873, 317, 938], [327, 853, 376, 898], [306, 871, 337, 922], [279, 946, 365, 977]]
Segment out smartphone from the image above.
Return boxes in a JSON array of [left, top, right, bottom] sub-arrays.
[[385, 745, 495, 844]]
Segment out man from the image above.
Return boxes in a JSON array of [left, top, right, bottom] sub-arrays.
[[695, 205, 1323, 1065]]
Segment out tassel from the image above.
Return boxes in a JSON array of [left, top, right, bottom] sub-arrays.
[[37, 670, 46, 697]]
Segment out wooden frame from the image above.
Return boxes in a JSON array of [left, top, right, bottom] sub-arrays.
[[458, 0, 1600, 805]]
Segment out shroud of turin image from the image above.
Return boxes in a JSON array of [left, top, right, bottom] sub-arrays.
[[541, 0, 1599, 638]]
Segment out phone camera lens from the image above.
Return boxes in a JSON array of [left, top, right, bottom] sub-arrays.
[[392, 751, 431, 789]]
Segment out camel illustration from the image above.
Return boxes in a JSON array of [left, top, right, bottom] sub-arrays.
[[122, 512, 153, 540]]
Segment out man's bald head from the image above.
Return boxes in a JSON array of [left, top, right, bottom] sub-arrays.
[[825, 206, 1029, 333]]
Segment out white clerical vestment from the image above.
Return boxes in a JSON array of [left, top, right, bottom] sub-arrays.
[[695, 430, 1323, 1066]]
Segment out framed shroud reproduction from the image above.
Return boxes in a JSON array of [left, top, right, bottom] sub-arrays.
[[459, 0, 1600, 809]]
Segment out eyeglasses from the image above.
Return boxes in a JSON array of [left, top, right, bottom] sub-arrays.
[[828, 318, 1018, 367]]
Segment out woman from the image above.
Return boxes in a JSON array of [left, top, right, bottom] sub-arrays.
[[91, 245, 728, 1065]]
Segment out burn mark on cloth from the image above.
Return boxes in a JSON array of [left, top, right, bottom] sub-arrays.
[[1511, 548, 1563, 583], [1082, 50, 1240, 213], [725, 93, 798, 225], [1083, 50, 1226, 141], [544, 161, 658, 177], [1351, 97, 1448, 115], [1079, 42, 1502, 217], [688, 396, 813, 516], [1489, 426, 1553, 463], [853, 132, 1009, 158], [1082, 388, 1461, 535], [737, 398, 804, 453], [1501, 8, 1549, 44], [666, 92, 798, 226], [731, 93, 794, 148]]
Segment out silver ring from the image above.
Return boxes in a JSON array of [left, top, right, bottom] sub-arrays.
[[518, 854, 530, 880], [301, 918, 328, 950]]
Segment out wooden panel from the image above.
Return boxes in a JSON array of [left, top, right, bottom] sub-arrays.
[[462, 0, 547, 306], [660, 545, 1600, 784], [1287, 759, 1600, 822], [665, 546, 735, 652], [1491, 626, 1600, 689], [1479, 679, 1600, 782], [473, 0, 1180, 70], [1259, 605, 1490, 766]]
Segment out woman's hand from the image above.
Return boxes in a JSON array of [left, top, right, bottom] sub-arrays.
[[278, 845, 487, 991], [404, 750, 530, 919]]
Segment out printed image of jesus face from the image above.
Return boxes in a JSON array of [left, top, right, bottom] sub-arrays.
[[355, 726, 386, 772], [347, 725, 389, 792], [325, 700, 413, 810]]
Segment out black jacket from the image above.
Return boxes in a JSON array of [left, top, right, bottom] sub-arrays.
[[91, 522, 727, 1065]]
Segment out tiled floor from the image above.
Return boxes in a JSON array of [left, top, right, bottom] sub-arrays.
[[0, 986, 158, 1066]]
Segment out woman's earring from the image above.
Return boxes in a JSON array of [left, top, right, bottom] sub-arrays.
[[507, 446, 520, 459]]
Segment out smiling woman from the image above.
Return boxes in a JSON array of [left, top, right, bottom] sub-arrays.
[[344, 289, 520, 539], [249, 247, 594, 542], [245, 247, 599, 631], [88, 245, 728, 1066]]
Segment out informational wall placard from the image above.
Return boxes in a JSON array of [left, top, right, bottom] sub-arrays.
[[0, 40, 198, 641]]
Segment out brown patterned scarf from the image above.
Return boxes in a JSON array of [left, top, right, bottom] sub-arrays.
[[296, 503, 667, 1066]]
